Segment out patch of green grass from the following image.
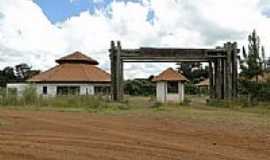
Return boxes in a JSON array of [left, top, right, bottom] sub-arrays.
[[1, 94, 270, 128]]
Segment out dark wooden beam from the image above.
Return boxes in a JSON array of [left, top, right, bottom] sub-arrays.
[[109, 41, 239, 102], [120, 48, 227, 62]]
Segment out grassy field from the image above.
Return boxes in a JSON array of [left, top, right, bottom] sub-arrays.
[[1, 95, 270, 128]]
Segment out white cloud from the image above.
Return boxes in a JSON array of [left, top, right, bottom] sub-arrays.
[[0, 0, 270, 79]]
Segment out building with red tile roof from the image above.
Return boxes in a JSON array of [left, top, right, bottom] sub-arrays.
[[153, 68, 188, 103], [8, 51, 111, 96]]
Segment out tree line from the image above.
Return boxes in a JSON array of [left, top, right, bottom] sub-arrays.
[[0, 63, 39, 87]]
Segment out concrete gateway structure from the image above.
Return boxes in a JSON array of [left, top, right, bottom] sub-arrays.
[[152, 68, 188, 103], [7, 51, 111, 96]]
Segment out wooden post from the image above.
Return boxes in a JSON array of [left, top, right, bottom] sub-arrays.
[[209, 61, 214, 99], [225, 42, 233, 100], [117, 41, 124, 100], [110, 41, 122, 101], [214, 60, 218, 98], [110, 41, 117, 101], [221, 59, 225, 99], [232, 42, 238, 98], [222, 58, 227, 99], [216, 58, 222, 99]]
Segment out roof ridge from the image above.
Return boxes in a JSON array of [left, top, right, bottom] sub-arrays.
[[152, 67, 188, 82], [56, 51, 99, 65]]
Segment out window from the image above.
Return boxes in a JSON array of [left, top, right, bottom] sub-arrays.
[[167, 81, 178, 93], [57, 86, 80, 96], [43, 86, 47, 95], [94, 86, 110, 95]]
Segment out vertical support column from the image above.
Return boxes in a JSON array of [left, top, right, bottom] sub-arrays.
[[221, 59, 225, 99], [225, 42, 233, 100], [214, 59, 218, 99], [117, 41, 124, 100], [209, 61, 214, 99], [110, 41, 117, 101], [232, 42, 238, 98], [178, 82, 184, 103], [110, 41, 122, 101], [216, 58, 222, 99]]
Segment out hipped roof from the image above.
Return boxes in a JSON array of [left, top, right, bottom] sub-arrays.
[[152, 68, 188, 82], [29, 52, 110, 83], [55, 51, 99, 65]]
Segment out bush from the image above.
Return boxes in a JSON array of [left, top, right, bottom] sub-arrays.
[[0, 88, 132, 112], [124, 79, 155, 96], [239, 80, 270, 103], [185, 83, 200, 95]]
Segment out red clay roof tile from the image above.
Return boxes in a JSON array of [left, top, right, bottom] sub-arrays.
[[152, 68, 188, 82], [29, 52, 110, 83]]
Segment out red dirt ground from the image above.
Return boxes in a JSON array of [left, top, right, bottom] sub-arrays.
[[0, 109, 269, 160]]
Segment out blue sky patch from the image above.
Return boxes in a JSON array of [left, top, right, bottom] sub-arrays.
[[34, 0, 145, 23]]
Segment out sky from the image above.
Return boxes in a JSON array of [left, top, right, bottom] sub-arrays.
[[0, 0, 270, 79]]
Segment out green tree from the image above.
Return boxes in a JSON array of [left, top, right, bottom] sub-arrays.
[[0, 66, 16, 87], [176, 62, 208, 83], [240, 30, 264, 82], [124, 78, 155, 96], [240, 29, 267, 104]]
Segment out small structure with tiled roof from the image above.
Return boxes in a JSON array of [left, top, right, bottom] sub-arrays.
[[196, 79, 209, 87], [196, 79, 209, 95], [8, 51, 111, 96], [152, 68, 188, 103]]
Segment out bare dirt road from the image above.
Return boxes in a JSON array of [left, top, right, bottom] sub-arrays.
[[0, 109, 269, 160]]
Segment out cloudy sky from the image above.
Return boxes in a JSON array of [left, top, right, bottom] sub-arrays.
[[0, 0, 270, 79]]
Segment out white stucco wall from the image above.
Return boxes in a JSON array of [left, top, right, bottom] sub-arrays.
[[7, 83, 109, 97], [7, 83, 29, 96], [178, 82, 184, 102], [155, 81, 185, 103], [156, 82, 166, 103], [35, 83, 95, 97]]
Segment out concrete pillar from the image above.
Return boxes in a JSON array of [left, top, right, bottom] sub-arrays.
[[156, 81, 166, 103], [178, 82, 184, 102]]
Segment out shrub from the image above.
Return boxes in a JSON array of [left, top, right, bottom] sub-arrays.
[[0, 87, 133, 112], [185, 83, 200, 95], [239, 80, 270, 103]]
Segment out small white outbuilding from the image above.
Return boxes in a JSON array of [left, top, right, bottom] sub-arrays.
[[152, 68, 188, 103]]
